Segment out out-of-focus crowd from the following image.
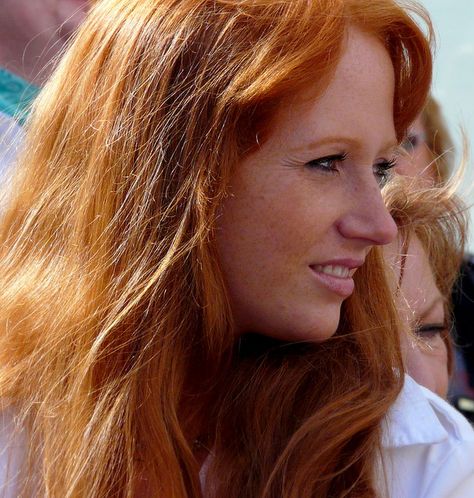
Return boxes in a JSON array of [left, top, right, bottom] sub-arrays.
[[0, 1, 88, 173]]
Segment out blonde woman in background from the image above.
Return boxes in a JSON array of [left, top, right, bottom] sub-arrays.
[[396, 95, 474, 408], [384, 177, 474, 498], [381, 176, 473, 497], [384, 176, 465, 401], [396, 95, 454, 184]]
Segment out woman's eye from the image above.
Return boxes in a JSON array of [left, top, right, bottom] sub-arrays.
[[414, 323, 447, 342], [401, 132, 426, 152], [401, 134, 418, 152], [374, 158, 397, 187], [304, 154, 395, 187], [305, 153, 347, 173]]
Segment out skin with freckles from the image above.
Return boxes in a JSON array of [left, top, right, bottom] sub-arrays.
[[216, 27, 398, 342], [386, 237, 449, 398]]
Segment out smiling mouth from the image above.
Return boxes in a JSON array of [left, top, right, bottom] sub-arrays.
[[309, 264, 358, 298], [312, 264, 357, 279]]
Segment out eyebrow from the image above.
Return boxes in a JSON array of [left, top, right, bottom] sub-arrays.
[[289, 136, 399, 155]]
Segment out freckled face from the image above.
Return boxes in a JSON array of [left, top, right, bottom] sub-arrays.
[[215, 27, 398, 342]]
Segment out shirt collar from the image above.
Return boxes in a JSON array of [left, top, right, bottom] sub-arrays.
[[381, 374, 449, 448]]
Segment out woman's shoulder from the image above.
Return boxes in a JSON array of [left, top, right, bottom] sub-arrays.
[[380, 374, 474, 498]]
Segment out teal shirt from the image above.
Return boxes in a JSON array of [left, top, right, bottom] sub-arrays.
[[0, 68, 39, 124]]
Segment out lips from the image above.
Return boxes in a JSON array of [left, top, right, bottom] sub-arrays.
[[312, 264, 354, 278], [309, 259, 364, 298]]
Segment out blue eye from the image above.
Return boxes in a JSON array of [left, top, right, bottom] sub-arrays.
[[305, 154, 396, 187], [374, 158, 396, 187], [305, 153, 347, 173]]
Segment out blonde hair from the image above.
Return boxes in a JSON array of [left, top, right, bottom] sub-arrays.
[[0, 1, 432, 496]]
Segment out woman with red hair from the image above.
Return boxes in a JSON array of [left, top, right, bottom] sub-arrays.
[[0, 1, 471, 497]]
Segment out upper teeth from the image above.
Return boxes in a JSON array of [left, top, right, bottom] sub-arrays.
[[314, 265, 351, 278]]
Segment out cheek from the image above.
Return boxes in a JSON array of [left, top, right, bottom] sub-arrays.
[[412, 146, 436, 180], [216, 184, 313, 288], [214, 164, 345, 338], [217, 170, 336, 272], [404, 341, 449, 398], [395, 146, 435, 182]]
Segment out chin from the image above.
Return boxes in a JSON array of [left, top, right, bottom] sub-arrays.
[[267, 313, 341, 343], [299, 304, 343, 342], [235, 302, 342, 343], [301, 320, 340, 342]]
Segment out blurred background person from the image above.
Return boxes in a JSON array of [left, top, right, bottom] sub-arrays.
[[378, 176, 473, 498], [395, 95, 474, 415], [396, 96, 454, 185], [397, 236, 451, 398], [384, 176, 466, 401], [0, 0, 88, 173]]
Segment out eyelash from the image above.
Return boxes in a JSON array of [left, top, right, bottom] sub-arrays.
[[401, 133, 425, 152], [305, 153, 397, 187], [374, 158, 397, 187], [414, 323, 447, 340], [305, 153, 347, 172]]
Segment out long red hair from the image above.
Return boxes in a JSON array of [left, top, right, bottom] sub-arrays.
[[0, 0, 431, 496]]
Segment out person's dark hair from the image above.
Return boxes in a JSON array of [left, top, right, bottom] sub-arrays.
[[453, 257, 474, 385]]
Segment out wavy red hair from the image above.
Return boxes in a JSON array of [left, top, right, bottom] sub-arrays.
[[0, 1, 431, 497]]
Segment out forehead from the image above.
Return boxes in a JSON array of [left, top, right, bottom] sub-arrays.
[[269, 26, 396, 149], [324, 27, 395, 106]]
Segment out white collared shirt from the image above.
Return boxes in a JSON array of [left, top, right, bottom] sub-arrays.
[[379, 374, 474, 497]]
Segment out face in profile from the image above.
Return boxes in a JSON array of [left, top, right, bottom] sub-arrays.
[[387, 237, 449, 398], [216, 27, 398, 342]]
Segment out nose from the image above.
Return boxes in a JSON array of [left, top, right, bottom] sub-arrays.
[[336, 181, 397, 246]]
